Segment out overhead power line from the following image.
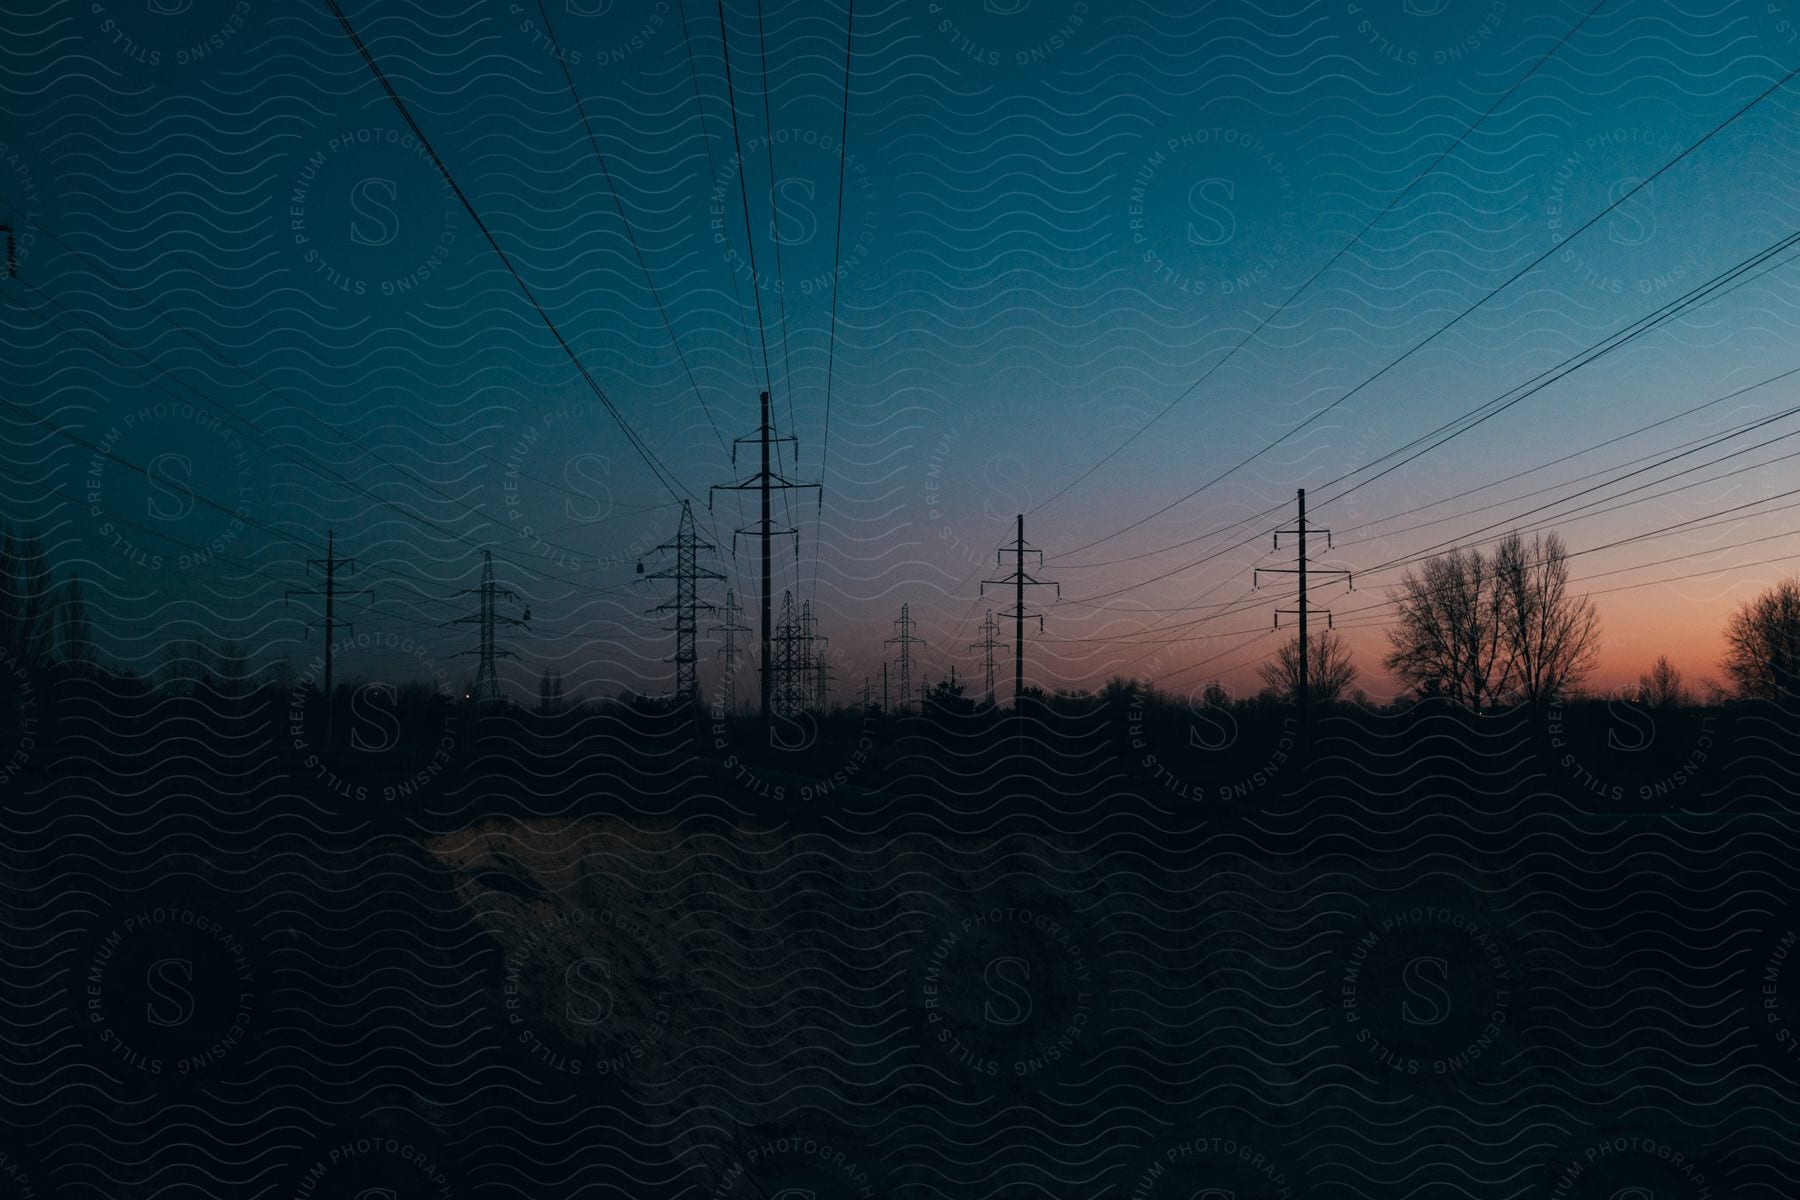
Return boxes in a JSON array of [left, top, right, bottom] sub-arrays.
[[531, 0, 729, 455], [1028, 0, 1613, 523], [324, 0, 707, 518], [1055, 52, 1800, 563]]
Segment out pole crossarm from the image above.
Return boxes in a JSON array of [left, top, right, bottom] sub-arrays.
[[714, 391, 822, 739], [982, 514, 1060, 707]]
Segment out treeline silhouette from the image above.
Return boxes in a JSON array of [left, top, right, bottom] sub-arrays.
[[4, 522, 1794, 816]]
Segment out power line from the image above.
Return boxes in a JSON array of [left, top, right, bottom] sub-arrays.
[[1314, 231, 1800, 518], [1340, 409, 1800, 594], [712, 0, 798, 586], [12, 275, 623, 585], [1341, 393, 1800, 562], [1054, 54, 1800, 562], [324, 0, 707, 519], [1053, 224, 1800, 607], [809, 0, 855, 600], [0, 150, 685, 536], [899, 3, 1617, 667], [675, 0, 757, 378], [715, 0, 775, 398], [531, 0, 728, 455], [1334, 360, 1800, 556], [1027, 0, 1612, 524], [755, 0, 796, 436]]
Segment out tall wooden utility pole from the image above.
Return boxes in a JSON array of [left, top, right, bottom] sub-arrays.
[[1255, 489, 1351, 755], [982, 514, 1058, 710], [286, 530, 368, 751], [713, 391, 818, 744]]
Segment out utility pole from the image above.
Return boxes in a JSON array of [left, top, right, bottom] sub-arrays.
[[885, 603, 925, 713], [970, 609, 1000, 706], [286, 530, 369, 752], [453, 549, 530, 703], [1254, 488, 1351, 755], [713, 391, 819, 744], [983, 514, 1058, 711], [640, 499, 724, 703], [709, 588, 751, 714]]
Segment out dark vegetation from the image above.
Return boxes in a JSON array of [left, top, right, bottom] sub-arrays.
[[3, 522, 1788, 821], [8, 525, 1800, 1198]]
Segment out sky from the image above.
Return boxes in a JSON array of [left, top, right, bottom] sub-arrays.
[[3, 0, 1800, 705]]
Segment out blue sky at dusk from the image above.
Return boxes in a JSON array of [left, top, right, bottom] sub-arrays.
[[4, 0, 1799, 704]]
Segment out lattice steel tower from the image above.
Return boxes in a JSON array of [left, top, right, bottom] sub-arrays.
[[885, 603, 925, 713], [455, 549, 530, 702], [970, 609, 1001, 706], [640, 499, 725, 702], [709, 588, 751, 714]]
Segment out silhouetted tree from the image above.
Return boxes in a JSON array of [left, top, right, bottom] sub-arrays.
[[1493, 531, 1599, 707], [1258, 630, 1358, 705], [158, 639, 210, 696], [926, 673, 972, 717], [213, 640, 253, 698], [1722, 577, 1800, 701], [1384, 545, 1510, 709], [1100, 676, 1139, 708], [0, 527, 59, 668], [266, 657, 296, 692], [1637, 655, 1689, 709], [1385, 533, 1599, 710]]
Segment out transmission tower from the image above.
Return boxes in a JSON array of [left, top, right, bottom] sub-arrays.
[[709, 588, 752, 714], [770, 591, 813, 718], [885, 603, 925, 713], [454, 549, 530, 703], [982, 514, 1059, 709], [1254, 488, 1352, 754], [712, 391, 821, 741], [640, 499, 725, 702], [970, 609, 1001, 706], [801, 599, 832, 711], [285, 530, 370, 750]]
